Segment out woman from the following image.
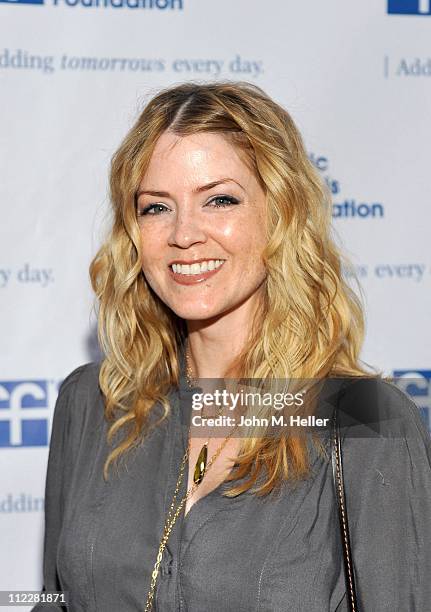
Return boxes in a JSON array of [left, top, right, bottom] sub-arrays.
[[33, 81, 431, 611]]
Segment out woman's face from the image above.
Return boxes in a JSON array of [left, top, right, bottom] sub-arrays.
[[136, 131, 267, 322]]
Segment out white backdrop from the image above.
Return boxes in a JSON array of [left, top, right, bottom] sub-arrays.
[[1, 0, 430, 608]]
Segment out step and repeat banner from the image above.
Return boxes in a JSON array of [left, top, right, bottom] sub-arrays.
[[1, 0, 430, 607]]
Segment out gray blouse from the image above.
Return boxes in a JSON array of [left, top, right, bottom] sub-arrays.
[[32, 351, 431, 611]]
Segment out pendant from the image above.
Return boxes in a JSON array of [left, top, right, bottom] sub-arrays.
[[193, 443, 208, 485]]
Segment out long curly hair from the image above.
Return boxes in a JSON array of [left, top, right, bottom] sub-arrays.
[[89, 81, 375, 493]]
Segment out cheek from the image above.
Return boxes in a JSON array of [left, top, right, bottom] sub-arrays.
[[215, 215, 257, 247], [219, 221, 235, 240], [139, 227, 165, 268], [219, 215, 266, 261]]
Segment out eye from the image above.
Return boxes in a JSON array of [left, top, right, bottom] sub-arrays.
[[206, 195, 240, 208], [137, 203, 169, 216]]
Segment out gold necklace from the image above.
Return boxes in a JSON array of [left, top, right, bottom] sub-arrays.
[[185, 339, 221, 485], [144, 435, 233, 611], [144, 342, 237, 611]]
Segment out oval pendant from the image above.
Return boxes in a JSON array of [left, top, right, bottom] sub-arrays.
[[193, 443, 208, 485]]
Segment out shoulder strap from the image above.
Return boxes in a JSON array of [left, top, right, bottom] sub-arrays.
[[331, 407, 359, 612]]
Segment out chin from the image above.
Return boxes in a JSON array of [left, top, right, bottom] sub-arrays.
[[168, 302, 224, 322]]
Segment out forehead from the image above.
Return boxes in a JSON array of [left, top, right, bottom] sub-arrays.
[[140, 131, 254, 187]]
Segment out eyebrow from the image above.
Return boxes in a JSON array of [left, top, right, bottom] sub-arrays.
[[136, 178, 244, 199]]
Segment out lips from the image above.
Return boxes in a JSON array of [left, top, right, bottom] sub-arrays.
[[170, 259, 225, 275], [168, 259, 226, 285]]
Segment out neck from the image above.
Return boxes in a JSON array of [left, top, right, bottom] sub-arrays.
[[185, 295, 262, 379]]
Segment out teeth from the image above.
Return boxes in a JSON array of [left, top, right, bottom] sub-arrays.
[[172, 260, 225, 275]]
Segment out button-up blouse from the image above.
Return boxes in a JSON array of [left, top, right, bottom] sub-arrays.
[[32, 352, 431, 611]]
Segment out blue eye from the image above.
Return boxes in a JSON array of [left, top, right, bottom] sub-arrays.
[[137, 203, 169, 216], [137, 195, 239, 217], [207, 195, 240, 208]]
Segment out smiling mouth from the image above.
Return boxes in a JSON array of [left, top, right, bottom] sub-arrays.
[[168, 259, 226, 285], [170, 259, 225, 275]]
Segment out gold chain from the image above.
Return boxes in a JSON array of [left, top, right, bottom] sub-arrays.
[[185, 338, 198, 388], [144, 341, 237, 611]]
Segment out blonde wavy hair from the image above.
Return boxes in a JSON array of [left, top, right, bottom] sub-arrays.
[[90, 80, 376, 493]]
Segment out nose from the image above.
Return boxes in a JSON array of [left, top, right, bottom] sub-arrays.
[[168, 206, 207, 249]]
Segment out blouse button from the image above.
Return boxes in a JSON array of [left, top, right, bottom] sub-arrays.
[[159, 548, 174, 577]]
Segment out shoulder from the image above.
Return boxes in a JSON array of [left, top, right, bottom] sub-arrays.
[[338, 377, 431, 511], [53, 361, 104, 436], [336, 376, 430, 443], [59, 361, 101, 394], [336, 376, 431, 499]]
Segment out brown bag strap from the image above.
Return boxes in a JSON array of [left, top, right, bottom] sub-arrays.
[[331, 407, 359, 612]]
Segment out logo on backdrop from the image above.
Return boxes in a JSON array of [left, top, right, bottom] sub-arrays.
[[0, 0, 43, 3], [393, 370, 431, 431], [0, 380, 58, 447], [0, 0, 183, 8], [308, 152, 385, 219], [388, 0, 431, 14], [385, 2, 431, 78]]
